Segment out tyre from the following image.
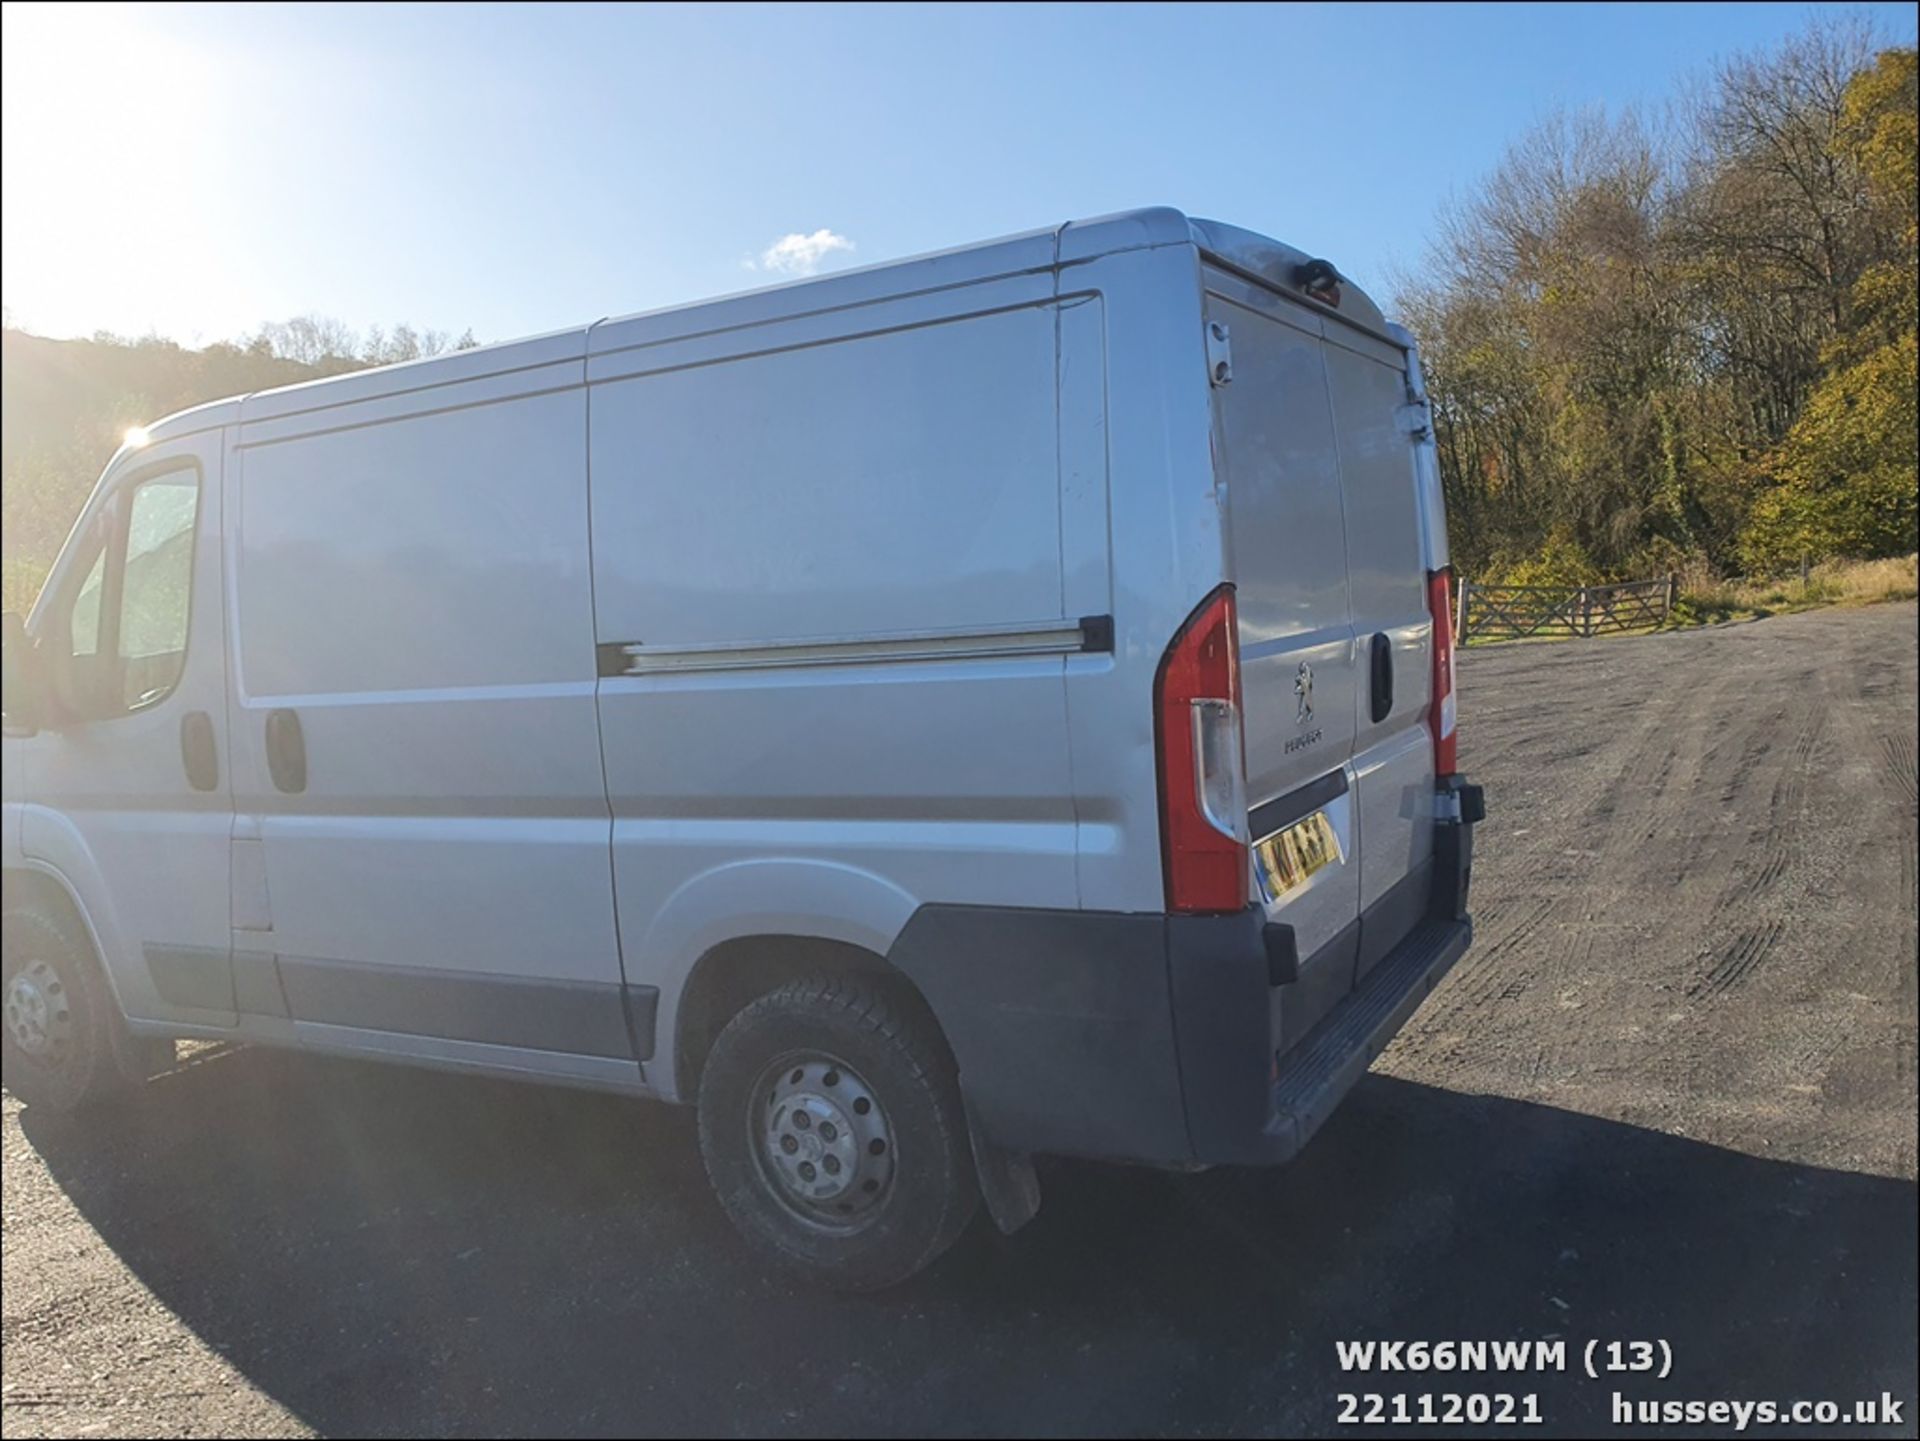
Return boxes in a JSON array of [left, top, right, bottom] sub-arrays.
[[697, 973, 979, 1290], [2, 898, 162, 1113]]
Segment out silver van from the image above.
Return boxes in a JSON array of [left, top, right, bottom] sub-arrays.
[[2, 209, 1482, 1289]]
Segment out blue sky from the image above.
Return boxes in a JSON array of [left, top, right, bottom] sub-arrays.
[[3, 1, 1914, 347]]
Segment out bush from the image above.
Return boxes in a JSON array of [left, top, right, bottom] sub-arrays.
[[1491, 531, 1604, 588]]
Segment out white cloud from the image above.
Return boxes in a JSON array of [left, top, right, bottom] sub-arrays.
[[752, 228, 856, 277]]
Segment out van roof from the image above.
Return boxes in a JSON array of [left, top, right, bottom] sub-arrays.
[[141, 208, 1397, 445]]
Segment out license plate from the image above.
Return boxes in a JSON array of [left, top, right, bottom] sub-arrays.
[[1255, 810, 1342, 902]]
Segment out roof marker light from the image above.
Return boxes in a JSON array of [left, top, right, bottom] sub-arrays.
[[1292, 258, 1344, 309]]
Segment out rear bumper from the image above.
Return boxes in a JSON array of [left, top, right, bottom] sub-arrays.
[[886, 784, 1481, 1169], [1229, 916, 1470, 1164], [1160, 899, 1473, 1166]]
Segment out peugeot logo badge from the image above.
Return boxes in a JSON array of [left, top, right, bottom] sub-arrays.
[[1295, 662, 1314, 725]]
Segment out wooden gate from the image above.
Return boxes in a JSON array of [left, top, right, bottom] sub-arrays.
[[1457, 576, 1677, 642]]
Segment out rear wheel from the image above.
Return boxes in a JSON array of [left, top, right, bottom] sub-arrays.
[[2, 899, 164, 1113], [697, 974, 978, 1290]]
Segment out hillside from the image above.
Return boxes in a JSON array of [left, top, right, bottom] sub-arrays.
[[0, 322, 473, 611], [1, 329, 347, 608]]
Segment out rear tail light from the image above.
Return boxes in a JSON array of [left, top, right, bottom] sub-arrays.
[[1428, 568, 1458, 776], [1155, 586, 1249, 914]]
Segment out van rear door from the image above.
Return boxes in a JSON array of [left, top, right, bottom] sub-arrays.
[[1203, 275, 1362, 1042], [1323, 333, 1436, 978]]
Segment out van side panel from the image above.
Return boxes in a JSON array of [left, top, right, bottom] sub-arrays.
[[1055, 244, 1226, 916], [589, 291, 1091, 1096], [228, 384, 631, 1057], [590, 305, 1064, 644]]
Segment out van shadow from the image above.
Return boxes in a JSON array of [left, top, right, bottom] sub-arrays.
[[19, 1049, 1918, 1438]]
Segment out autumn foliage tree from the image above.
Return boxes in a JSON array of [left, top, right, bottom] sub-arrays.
[[1399, 19, 1918, 582], [1741, 47, 1918, 570]]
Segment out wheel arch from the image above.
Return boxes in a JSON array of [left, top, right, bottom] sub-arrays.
[[1, 863, 125, 1014], [634, 857, 927, 1100], [672, 933, 949, 1102]]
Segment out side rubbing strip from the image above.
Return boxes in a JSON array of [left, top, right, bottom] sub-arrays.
[[1249, 768, 1350, 842], [598, 616, 1111, 677], [278, 957, 637, 1059]]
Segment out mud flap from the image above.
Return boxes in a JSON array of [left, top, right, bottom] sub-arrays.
[[1431, 779, 1484, 923], [965, 1097, 1041, 1234]]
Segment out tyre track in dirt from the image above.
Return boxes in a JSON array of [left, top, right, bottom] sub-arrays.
[[1386, 602, 1918, 1176]]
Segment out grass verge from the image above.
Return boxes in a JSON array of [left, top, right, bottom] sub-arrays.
[[1670, 554, 1918, 627]]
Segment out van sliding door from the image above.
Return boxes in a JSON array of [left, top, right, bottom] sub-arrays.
[[225, 386, 634, 1078]]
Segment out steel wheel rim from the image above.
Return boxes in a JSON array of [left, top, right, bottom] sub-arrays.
[[4, 959, 75, 1064], [750, 1052, 895, 1230]]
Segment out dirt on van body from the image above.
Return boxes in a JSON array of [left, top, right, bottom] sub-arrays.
[[4, 602, 1916, 1438]]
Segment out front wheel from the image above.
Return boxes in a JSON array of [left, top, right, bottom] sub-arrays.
[[2, 900, 162, 1113], [697, 974, 978, 1290]]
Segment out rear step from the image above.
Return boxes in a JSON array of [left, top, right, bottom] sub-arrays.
[[1266, 919, 1473, 1161]]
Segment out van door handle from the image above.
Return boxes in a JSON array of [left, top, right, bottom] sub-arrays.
[[1369, 632, 1393, 724], [265, 708, 307, 794], [179, 710, 218, 791]]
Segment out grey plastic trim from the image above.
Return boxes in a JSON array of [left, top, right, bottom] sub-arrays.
[[1250, 769, 1351, 843], [1356, 858, 1436, 983], [276, 955, 652, 1060], [144, 945, 236, 1013], [288, 1022, 653, 1092], [599, 616, 1106, 677], [231, 949, 289, 1018]]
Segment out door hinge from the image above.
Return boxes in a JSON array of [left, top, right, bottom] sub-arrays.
[[1205, 320, 1233, 386], [1395, 401, 1432, 440]]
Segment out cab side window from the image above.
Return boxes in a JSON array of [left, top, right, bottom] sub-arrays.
[[117, 472, 199, 710], [68, 544, 107, 659], [53, 466, 200, 719]]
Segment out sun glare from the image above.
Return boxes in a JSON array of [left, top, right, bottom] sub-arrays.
[[1, 5, 217, 338], [123, 425, 150, 449]]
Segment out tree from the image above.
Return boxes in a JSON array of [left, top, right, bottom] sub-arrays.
[[1400, 107, 1704, 576], [1399, 18, 1916, 582], [1741, 47, 1919, 569], [252, 313, 359, 367], [251, 315, 471, 369], [357, 321, 461, 365]]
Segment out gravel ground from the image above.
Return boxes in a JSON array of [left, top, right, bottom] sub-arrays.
[[4, 601, 1916, 1438]]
